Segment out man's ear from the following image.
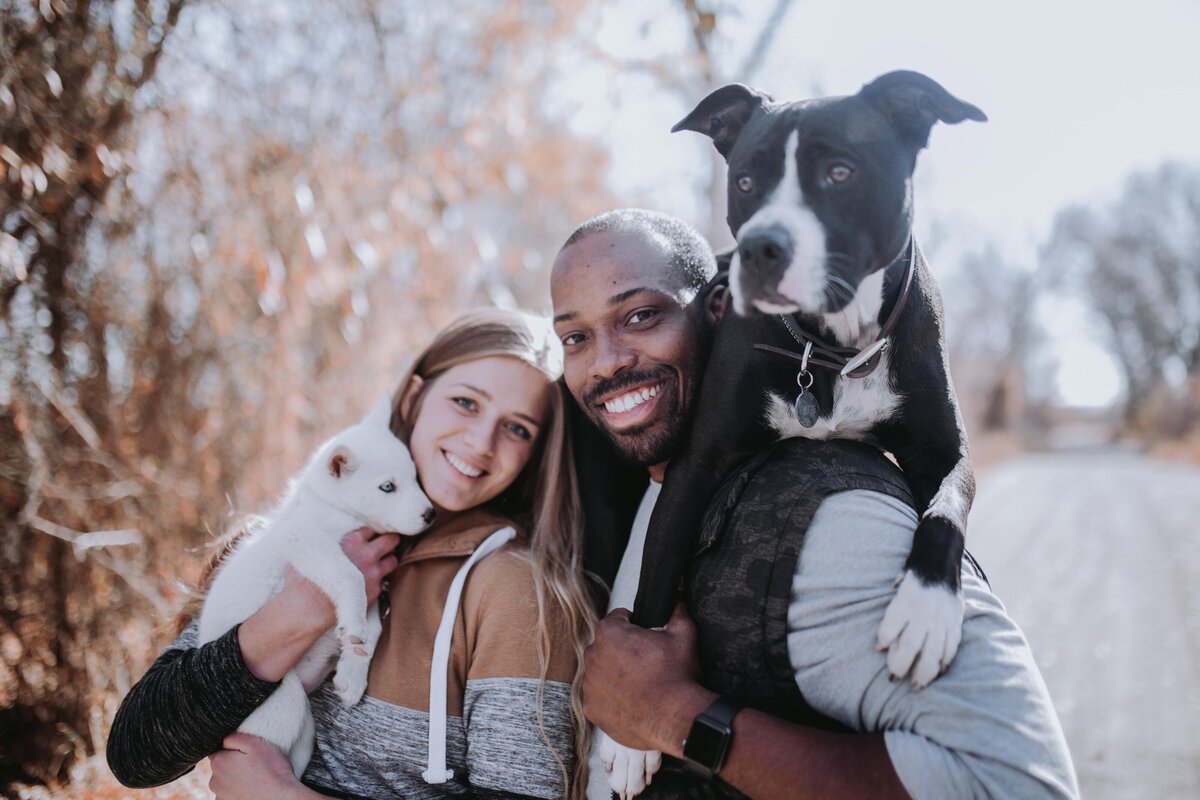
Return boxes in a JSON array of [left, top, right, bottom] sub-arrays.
[[704, 283, 731, 326], [397, 375, 425, 428], [858, 70, 986, 150], [672, 84, 773, 161], [328, 446, 357, 479]]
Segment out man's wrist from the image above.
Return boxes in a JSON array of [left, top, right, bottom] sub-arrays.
[[660, 683, 720, 758]]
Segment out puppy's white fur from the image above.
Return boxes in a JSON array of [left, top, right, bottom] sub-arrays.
[[197, 397, 433, 777]]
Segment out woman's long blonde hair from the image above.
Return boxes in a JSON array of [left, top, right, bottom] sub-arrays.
[[391, 308, 597, 799]]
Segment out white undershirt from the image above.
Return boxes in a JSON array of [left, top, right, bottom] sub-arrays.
[[607, 480, 662, 612]]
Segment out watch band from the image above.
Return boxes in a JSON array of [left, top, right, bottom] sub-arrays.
[[682, 694, 744, 778]]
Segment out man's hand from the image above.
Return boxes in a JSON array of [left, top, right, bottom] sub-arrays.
[[582, 604, 717, 755], [208, 733, 319, 800]]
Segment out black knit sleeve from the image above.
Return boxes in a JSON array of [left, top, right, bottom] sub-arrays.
[[106, 623, 280, 788]]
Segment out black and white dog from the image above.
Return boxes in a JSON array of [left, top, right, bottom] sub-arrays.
[[632, 71, 986, 690]]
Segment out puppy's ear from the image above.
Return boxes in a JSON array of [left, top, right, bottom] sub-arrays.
[[859, 71, 986, 149], [362, 393, 393, 429], [328, 446, 357, 479], [672, 84, 773, 160]]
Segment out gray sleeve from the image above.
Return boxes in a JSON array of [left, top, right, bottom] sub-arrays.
[[105, 620, 280, 788], [463, 677, 575, 800], [787, 489, 1079, 800]]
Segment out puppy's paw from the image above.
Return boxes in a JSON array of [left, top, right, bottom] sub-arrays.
[[333, 646, 371, 706], [876, 570, 964, 690], [598, 731, 661, 800]]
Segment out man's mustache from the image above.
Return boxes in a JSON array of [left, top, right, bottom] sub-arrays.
[[584, 366, 674, 409]]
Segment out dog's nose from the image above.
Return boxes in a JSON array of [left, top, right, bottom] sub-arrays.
[[738, 227, 794, 277], [422, 507, 436, 525]]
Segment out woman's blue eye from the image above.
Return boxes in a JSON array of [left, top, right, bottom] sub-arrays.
[[379, 481, 396, 493], [453, 397, 478, 412], [507, 422, 532, 441]]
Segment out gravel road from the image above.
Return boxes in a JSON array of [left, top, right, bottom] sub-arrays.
[[967, 448, 1200, 799]]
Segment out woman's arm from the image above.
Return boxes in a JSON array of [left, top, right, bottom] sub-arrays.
[[106, 529, 399, 788]]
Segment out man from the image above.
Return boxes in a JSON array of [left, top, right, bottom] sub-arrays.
[[551, 208, 1079, 799]]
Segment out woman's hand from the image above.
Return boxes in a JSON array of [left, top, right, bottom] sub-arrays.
[[239, 527, 402, 682], [208, 733, 324, 800], [280, 527, 403, 631]]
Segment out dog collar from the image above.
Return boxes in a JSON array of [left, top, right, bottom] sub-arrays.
[[754, 235, 917, 380]]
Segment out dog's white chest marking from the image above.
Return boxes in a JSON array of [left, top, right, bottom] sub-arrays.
[[764, 269, 902, 442]]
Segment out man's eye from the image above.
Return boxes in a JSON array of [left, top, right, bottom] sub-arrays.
[[453, 397, 478, 412], [379, 481, 396, 493], [561, 333, 586, 347], [627, 309, 657, 325], [506, 422, 532, 441]]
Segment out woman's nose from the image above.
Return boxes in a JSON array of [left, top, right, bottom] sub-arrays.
[[462, 420, 497, 457]]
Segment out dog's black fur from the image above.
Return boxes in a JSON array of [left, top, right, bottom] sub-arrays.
[[621, 74, 984, 680]]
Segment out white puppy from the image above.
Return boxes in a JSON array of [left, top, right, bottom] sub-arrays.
[[197, 397, 434, 777]]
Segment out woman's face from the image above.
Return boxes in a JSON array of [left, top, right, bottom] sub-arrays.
[[406, 355, 551, 515]]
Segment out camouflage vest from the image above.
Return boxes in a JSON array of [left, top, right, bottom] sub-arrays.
[[645, 437, 915, 800]]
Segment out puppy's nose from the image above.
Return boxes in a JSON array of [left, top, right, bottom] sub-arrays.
[[422, 507, 436, 525], [738, 227, 793, 277]]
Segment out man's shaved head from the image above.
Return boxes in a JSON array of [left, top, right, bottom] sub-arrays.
[[555, 208, 717, 297]]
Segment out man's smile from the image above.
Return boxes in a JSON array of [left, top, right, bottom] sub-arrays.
[[596, 381, 669, 431]]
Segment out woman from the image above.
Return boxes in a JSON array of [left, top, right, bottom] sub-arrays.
[[107, 309, 596, 800]]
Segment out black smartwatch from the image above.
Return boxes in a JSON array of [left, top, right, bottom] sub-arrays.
[[681, 694, 743, 779]]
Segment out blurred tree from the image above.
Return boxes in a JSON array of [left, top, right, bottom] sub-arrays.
[[1045, 162, 1200, 433], [944, 242, 1044, 433], [1, 0, 611, 790], [1, 0, 187, 787]]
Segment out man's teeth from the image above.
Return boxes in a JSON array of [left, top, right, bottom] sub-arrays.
[[603, 385, 659, 414], [445, 452, 483, 478]]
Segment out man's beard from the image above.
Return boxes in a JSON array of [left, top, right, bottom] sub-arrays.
[[583, 366, 691, 468]]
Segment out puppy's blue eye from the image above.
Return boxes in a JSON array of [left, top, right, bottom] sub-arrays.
[[379, 481, 396, 493], [736, 175, 754, 193]]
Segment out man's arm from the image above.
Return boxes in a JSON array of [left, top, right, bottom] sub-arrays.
[[582, 606, 910, 800], [581, 489, 1079, 800], [787, 490, 1078, 799]]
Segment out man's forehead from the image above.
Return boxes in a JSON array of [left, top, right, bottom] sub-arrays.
[[551, 229, 680, 302]]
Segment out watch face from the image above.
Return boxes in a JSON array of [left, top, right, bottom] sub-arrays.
[[685, 717, 731, 768]]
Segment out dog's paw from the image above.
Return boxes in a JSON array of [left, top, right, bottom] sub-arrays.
[[333, 647, 371, 706], [876, 570, 964, 690], [598, 731, 661, 800]]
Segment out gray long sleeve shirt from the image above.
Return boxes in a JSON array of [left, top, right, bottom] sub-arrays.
[[790, 490, 1079, 799]]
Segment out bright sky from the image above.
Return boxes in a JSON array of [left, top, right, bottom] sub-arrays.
[[562, 0, 1200, 407]]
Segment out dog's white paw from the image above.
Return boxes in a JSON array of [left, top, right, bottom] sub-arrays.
[[333, 641, 371, 706], [876, 570, 964, 690], [598, 731, 661, 800]]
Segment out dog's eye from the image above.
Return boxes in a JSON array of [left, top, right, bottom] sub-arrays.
[[736, 175, 754, 193], [379, 481, 396, 493], [827, 164, 853, 184]]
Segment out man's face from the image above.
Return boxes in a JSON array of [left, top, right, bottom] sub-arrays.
[[551, 230, 708, 469]]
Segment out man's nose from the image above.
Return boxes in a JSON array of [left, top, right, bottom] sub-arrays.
[[592, 334, 637, 379]]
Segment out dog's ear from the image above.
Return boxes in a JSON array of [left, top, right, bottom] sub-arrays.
[[328, 446, 357, 479], [859, 70, 986, 149], [672, 84, 773, 160], [362, 393, 393, 430]]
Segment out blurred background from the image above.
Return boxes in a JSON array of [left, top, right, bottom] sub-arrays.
[[2, 1, 1197, 797]]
